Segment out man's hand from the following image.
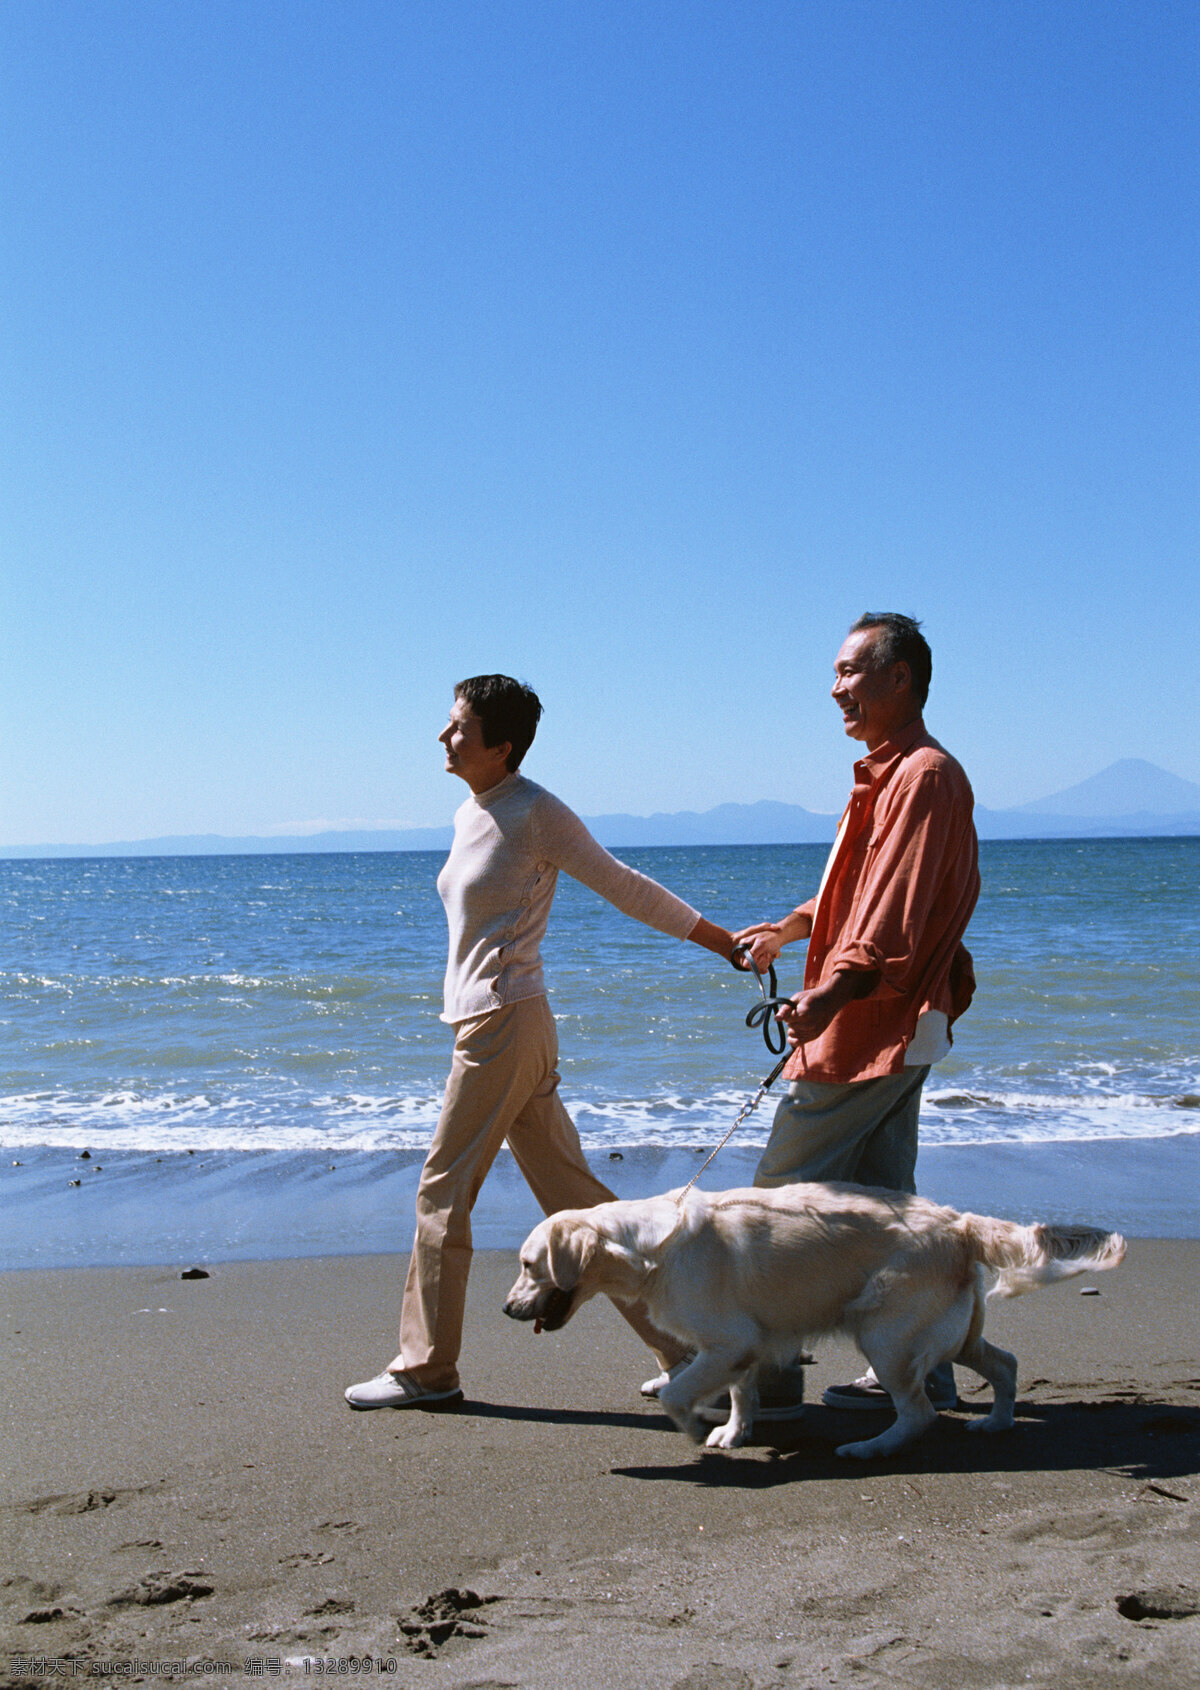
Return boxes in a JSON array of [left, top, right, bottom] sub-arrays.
[[732, 922, 784, 972], [776, 966, 880, 1048], [776, 985, 841, 1045]]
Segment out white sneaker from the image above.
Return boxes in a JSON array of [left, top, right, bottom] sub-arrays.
[[344, 1370, 463, 1411], [640, 1357, 693, 1398], [822, 1369, 958, 1413]]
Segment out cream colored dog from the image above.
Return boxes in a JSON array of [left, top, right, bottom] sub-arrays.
[[504, 1183, 1126, 1459]]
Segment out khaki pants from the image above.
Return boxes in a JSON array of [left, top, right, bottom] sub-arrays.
[[390, 995, 682, 1391]]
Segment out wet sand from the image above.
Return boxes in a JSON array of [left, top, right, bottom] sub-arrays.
[[4, 1133, 1197, 1271], [2, 1243, 1199, 1687]]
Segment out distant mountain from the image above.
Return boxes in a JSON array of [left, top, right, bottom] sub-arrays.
[[1016, 758, 1200, 817], [0, 802, 836, 860], [3, 761, 1198, 859], [0, 826, 457, 859], [585, 800, 835, 847], [973, 806, 1200, 840]]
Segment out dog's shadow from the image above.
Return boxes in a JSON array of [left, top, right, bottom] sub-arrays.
[[449, 1395, 1199, 1486], [610, 1400, 1200, 1488]]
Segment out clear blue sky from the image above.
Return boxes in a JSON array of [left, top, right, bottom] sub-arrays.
[[3, 1, 1197, 845]]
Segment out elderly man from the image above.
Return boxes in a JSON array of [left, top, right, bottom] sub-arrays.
[[736, 612, 979, 1415]]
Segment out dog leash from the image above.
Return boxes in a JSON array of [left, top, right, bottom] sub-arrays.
[[737, 948, 795, 1057], [675, 946, 793, 1202]]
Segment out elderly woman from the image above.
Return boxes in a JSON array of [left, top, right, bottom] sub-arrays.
[[346, 674, 733, 1408]]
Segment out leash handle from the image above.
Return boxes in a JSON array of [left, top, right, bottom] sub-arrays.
[[731, 942, 792, 1057]]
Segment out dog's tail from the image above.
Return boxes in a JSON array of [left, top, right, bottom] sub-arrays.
[[955, 1214, 1127, 1299]]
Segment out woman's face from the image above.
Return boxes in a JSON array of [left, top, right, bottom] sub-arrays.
[[438, 697, 511, 793]]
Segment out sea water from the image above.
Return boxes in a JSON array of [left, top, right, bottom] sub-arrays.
[[2, 838, 1197, 1157]]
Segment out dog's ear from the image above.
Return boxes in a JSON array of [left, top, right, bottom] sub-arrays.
[[547, 1218, 598, 1290]]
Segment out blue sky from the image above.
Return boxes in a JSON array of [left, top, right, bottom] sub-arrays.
[[2, 1, 1197, 845]]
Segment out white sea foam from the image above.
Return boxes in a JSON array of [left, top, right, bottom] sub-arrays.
[[2, 1082, 1197, 1155]]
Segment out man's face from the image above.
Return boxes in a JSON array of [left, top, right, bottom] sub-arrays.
[[438, 698, 511, 792], [831, 629, 915, 751]]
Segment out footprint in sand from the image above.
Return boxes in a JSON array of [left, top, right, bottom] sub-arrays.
[[306, 1597, 355, 1617], [12, 1481, 164, 1518], [397, 1588, 500, 1657], [2, 1576, 63, 1604], [20, 1489, 116, 1516], [1116, 1587, 1200, 1622], [107, 1570, 215, 1608], [670, 1668, 755, 1690], [1008, 1508, 1136, 1547], [20, 1602, 85, 1625], [2, 1576, 85, 1628]]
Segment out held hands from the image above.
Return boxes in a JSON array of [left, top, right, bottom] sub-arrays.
[[732, 911, 814, 974], [731, 922, 784, 973], [731, 913, 849, 1050]]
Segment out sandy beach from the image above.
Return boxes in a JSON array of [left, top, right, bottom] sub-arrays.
[[2, 1241, 1198, 1688]]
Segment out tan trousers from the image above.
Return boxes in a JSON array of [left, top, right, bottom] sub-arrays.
[[390, 994, 683, 1391]]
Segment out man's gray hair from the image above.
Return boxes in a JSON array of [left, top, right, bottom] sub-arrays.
[[850, 613, 932, 708]]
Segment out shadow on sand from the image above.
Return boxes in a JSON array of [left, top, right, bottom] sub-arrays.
[[442, 1394, 1200, 1488], [609, 1399, 1200, 1487]]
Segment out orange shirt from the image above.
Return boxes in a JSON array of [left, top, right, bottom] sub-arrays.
[[785, 719, 979, 1085]]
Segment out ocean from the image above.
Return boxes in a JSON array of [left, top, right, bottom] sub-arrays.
[[2, 838, 1198, 1265]]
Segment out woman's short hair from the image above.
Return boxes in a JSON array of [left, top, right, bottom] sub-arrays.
[[454, 675, 543, 771]]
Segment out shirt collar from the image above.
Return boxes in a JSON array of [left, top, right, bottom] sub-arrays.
[[853, 716, 928, 784]]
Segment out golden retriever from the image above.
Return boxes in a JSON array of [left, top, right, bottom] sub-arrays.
[[504, 1183, 1126, 1459]]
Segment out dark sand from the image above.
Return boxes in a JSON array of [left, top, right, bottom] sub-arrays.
[[2, 1244, 1199, 1688]]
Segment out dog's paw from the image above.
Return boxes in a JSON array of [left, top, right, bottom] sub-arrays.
[[704, 1420, 747, 1451], [965, 1411, 1014, 1435], [661, 1400, 709, 1443]]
